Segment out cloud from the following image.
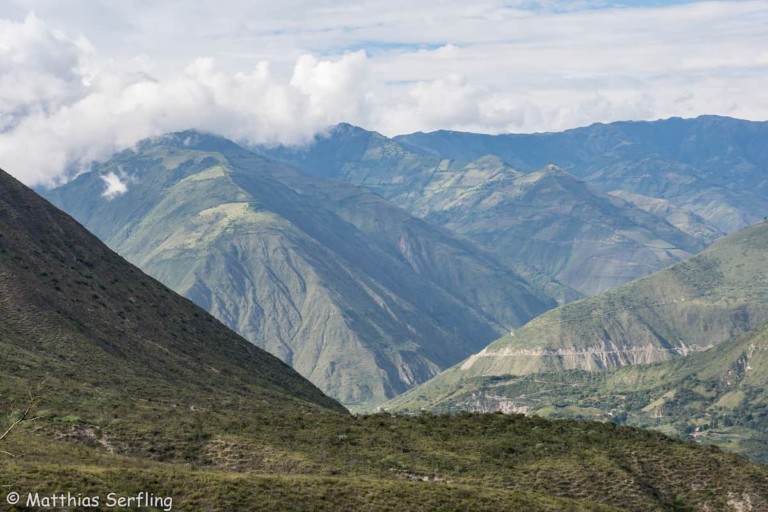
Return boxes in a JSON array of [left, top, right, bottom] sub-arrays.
[[290, 52, 371, 124], [0, 2, 767, 186], [0, 16, 376, 186], [0, 12, 91, 130], [100, 171, 128, 199]]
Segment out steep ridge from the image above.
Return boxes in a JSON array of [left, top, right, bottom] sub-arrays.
[[412, 160, 704, 295], [258, 127, 580, 302], [0, 166, 345, 420], [45, 132, 554, 406], [395, 115, 768, 233], [259, 126, 705, 296], [388, 222, 768, 412], [260, 123, 446, 199], [608, 190, 724, 244]]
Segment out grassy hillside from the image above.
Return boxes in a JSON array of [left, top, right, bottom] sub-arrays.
[[388, 222, 768, 413], [4, 409, 768, 511], [387, 321, 768, 464], [3, 166, 768, 511]]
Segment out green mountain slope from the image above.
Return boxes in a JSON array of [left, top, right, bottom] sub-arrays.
[[387, 321, 768, 464], [260, 125, 706, 296], [4, 166, 768, 511], [388, 222, 768, 412], [45, 132, 554, 407], [395, 115, 768, 233]]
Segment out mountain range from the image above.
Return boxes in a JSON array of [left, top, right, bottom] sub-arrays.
[[44, 132, 554, 407], [43, 116, 768, 409], [394, 115, 768, 234], [257, 119, 739, 295]]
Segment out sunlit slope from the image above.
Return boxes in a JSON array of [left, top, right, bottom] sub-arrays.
[[389, 222, 768, 409], [389, 321, 768, 464]]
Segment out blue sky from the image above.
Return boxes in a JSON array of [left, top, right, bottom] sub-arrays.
[[1, 0, 767, 185]]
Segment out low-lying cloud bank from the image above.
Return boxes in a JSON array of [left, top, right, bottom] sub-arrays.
[[1, 2, 767, 186]]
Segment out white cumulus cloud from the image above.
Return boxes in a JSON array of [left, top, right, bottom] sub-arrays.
[[100, 171, 128, 199], [0, 15, 378, 186]]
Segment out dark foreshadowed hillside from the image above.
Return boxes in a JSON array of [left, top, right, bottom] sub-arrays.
[[0, 166, 346, 420]]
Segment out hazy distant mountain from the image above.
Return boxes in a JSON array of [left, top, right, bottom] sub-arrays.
[[45, 132, 553, 407], [608, 190, 724, 244], [409, 160, 704, 295], [395, 115, 768, 233], [259, 124, 706, 296], [388, 222, 768, 414]]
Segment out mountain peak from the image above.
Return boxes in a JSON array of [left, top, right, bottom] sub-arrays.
[[462, 155, 523, 179], [521, 163, 575, 183], [328, 122, 377, 139], [542, 163, 568, 174], [137, 130, 244, 154], [471, 154, 505, 166]]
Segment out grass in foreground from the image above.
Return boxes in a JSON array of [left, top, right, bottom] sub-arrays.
[[2, 406, 768, 512]]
